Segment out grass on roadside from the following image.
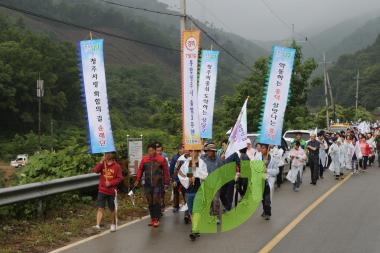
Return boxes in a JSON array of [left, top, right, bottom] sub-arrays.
[[0, 189, 151, 253]]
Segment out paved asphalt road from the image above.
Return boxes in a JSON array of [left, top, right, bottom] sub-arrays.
[[54, 166, 380, 253], [271, 167, 380, 253]]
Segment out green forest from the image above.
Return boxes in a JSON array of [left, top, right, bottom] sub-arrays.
[[0, 0, 376, 187], [308, 34, 380, 112]]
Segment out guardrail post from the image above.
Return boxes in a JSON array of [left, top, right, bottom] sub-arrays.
[[37, 199, 44, 217]]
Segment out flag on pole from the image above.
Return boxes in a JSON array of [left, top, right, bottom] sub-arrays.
[[225, 98, 248, 158], [259, 46, 296, 146], [78, 39, 115, 153], [182, 30, 202, 150], [198, 50, 219, 139]]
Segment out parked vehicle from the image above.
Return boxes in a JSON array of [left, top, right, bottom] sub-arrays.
[[329, 123, 351, 133], [10, 154, 28, 168], [283, 130, 313, 147]]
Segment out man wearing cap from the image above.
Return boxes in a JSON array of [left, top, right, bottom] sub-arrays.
[[92, 151, 122, 232], [202, 143, 223, 223]]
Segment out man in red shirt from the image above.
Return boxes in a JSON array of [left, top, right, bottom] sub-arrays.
[[134, 143, 169, 227], [93, 151, 122, 232]]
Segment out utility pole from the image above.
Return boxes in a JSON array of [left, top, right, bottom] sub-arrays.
[[355, 69, 359, 120], [180, 0, 187, 33], [326, 72, 336, 122], [285, 24, 307, 46], [36, 74, 44, 150], [323, 53, 330, 130], [292, 24, 295, 42], [50, 119, 54, 152]]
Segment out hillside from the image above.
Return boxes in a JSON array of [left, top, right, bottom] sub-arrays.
[[255, 10, 380, 63], [303, 14, 377, 59], [326, 16, 380, 60], [0, 0, 268, 96], [308, 34, 380, 111], [0, 0, 271, 142]]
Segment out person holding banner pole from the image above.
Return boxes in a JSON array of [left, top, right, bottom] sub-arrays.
[[92, 151, 122, 232], [177, 150, 208, 241]]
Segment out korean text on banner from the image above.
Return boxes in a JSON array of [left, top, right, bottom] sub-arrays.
[[225, 98, 248, 158], [182, 30, 202, 150], [198, 50, 219, 139], [259, 46, 296, 146], [78, 39, 115, 153]]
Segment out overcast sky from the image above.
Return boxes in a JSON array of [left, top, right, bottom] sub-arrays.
[[159, 0, 380, 41]]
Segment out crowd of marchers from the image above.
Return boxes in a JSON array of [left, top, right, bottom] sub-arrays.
[[90, 124, 380, 241]]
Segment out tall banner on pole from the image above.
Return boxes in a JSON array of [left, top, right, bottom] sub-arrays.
[[78, 39, 115, 153], [225, 98, 248, 158], [182, 30, 202, 150], [259, 46, 296, 146], [198, 50, 219, 139]]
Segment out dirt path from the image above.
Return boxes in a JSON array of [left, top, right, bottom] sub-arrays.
[[0, 161, 15, 187]]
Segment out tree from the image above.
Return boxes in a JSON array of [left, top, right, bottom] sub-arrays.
[[217, 43, 319, 138], [310, 34, 380, 111], [314, 105, 374, 127], [0, 18, 83, 136]]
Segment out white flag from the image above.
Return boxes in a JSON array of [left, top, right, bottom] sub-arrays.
[[225, 99, 248, 158], [357, 121, 370, 134]]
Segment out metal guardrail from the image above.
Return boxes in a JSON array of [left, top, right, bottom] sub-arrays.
[[0, 173, 99, 206]]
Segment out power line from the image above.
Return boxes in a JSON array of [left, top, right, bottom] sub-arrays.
[[261, 0, 292, 31], [188, 16, 254, 72], [0, 2, 181, 52], [260, 0, 322, 54], [0, 1, 251, 80], [191, 0, 233, 34], [103, 0, 184, 17], [104, 1, 255, 73]]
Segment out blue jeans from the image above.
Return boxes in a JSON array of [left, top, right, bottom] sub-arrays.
[[186, 193, 196, 215]]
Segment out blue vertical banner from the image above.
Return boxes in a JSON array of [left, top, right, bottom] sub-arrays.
[[259, 46, 296, 146], [198, 50, 219, 139], [78, 39, 115, 153]]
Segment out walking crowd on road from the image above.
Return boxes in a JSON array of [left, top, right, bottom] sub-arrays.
[[92, 123, 380, 241]]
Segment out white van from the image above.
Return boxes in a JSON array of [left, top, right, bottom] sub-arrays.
[[283, 130, 313, 147], [10, 154, 28, 168]]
